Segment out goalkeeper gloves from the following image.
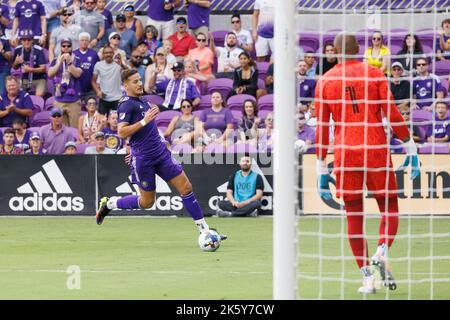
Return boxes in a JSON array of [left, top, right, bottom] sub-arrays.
[[317, 159, 336, 201], [400, 139, 420, 180]]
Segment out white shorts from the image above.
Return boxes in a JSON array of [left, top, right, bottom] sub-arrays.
[[146, 17, 175, 41], [255, 36, 274, 58]]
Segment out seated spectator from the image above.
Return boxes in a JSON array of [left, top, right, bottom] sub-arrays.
[[108, 13, 137, 58], [425, 100, 450, 143], [210, 31, 244, 79], [395, 33, 426, 76], [128, 46, 147, 81], [77, 96, 105, 144], [143, 25, 161, 58], [364, 31, 390, 75], [186, 32, 214, 76], [236, 99, 262, 146], [412, 57, 444, 111], [297, 60, 316, 112], [437, 18, 450, 61], [40, 108, 75, 154], [304, 51, 317, 78], [264, 62, 273, 94], [101, 110, 123, 152], [315, 43, 337, 76], [72, 0, 105, 50], [96, 0, 113, 46], [123, 4, 143, 41], [168, 17, 196, 62], [12, 30, 47, 97], [48, 38, 83, 128], [84, 131, 115, 154], [389, 61, 411, 105], [163, 98, 197, 146], [73, 32, 100, 101], [0, 128, 23, 154], [63, 141, 78, 154], [12, 117, 31, 151], [228, 51, 259, 99], [0, 75, 33, 127], [252, 112, 273, 151], [396, 101, 423, 143], [144, 47, 174, 95], [216, 155, 263, 217], [25, 131, 47, 155], [0, 37, 12, 96], [295, 112, 315, 153], [98, 32, 127, 61], [162, 38, 177, 65], [184, 59, 213, 92], [230, 13, 253, 53]]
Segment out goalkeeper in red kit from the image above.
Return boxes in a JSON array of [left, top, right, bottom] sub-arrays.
[[314, 33, 420, 294]]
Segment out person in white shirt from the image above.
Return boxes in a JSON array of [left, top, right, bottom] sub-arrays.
[[230, 13, 253, 53], [209, 31, 244, 79]]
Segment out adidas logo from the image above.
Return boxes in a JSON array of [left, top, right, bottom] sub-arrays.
[[9, 160, 84, 212]]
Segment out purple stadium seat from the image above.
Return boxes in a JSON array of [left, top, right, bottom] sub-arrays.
[[204, 143, 226, 153], [434, 60, 450, 77], [390, 44, 402, 59], [258, 78, 265, 90], [226, 143, 258, 154], [230, 110, 242, 120], [171, 143, 193, 154], [77, 143, 95, 154], [155, 110, 181, 127], [418, 143, 450, 154], [258, 109, 271, 120], [387, 28, 409, 47], [192, 110, 203, 118], [322, 29, 343, 45], [412, 109, 432, 123], [227, 94, 256, 111], [300, 45, 316, 54], [44, 96, 56, 111], [31, 111, 51, 127], [257, 94, 274, 111], [142, 94, 164, 105], [27, 126, 41, 134], [211, 30, 228, 47], [298, 31, 320, 53], [256, 61, 270, 81], [67, 127, 79, 141], [30, 95, 44, 113], [197, 94, 212, 110], [207, 78, 233, 98], [0, 127, 10, 134]]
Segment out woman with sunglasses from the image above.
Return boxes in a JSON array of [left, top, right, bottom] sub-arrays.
[[77, 96, 105, 144], [395, 33, 426, 76], [236, 99, 261, 146], [186, 32, 214, 76], [144, 47, 174, 94], [163, 98, 197, 147], [123, 3, 143, 41], [143, 25, 161, 57], [364, 31, 390, 75]]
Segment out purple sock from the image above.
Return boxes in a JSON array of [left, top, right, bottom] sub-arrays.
[[181, 192, 204, 220], [117, 195, 140, 209]]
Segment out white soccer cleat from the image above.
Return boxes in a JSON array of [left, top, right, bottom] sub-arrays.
[[371, 254, 397, 290], [358, 275, 376, 294]]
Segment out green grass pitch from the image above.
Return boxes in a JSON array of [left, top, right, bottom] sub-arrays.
[[1, 216, 449, 299]]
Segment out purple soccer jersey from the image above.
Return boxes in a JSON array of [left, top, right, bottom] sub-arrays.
[[298, 78, 316, 106], [187, 3, 210, 29], [426, 115, 450, 140], [73, 48, 99, 94], [14, 128, 32, 149], [147, 0, 175, 22], [297, 125, 315, 143], [0, 90, 33, 127], [49, 55, 82, 103], [15, 0, 46, 37], [13, 44, 47, 80], [413, 75, 444, 109], [0, 4, 9, 36], [199, 107, 234, 133]]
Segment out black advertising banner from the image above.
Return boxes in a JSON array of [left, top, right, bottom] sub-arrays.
[[0, 156, 96, 215]]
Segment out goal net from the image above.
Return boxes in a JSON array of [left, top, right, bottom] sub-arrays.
[[274, 0, 450, 300]]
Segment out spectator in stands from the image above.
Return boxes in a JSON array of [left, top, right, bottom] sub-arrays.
[[210, 31, 244, 79], [228, 51, 260, 99], [230, 12, 253, 53], [396, 101, 423, 143], [252, 111, 273, 151], [136, 40, 154, 67], [96, 0, 113, 46], [73, 0, 105, 49], [92, 44, 129, 115], [43, 0, 67, 47], [426, 100, 450, 143], [168, 16, 196, 62], [146, 0, 181, 41], [295, 112, 315, 152], [12, 30, 47, 97], [315, 43, 337, 76], [77, 96, 104, 144], [68, 0, 82, 13], [252, 0, 274, 62], [123, 4, 143, 41], [63, 140, 77, 154], [297, 59, 316, 112], [162, 38, 177, 64], [0, 127, 23, 154], [216, 154, 263, 217], [163, 98, 197, 146], [85, 131, 115, 154], [48, 38, 83, 128], [25, 131, 47, 154], [304, 51, 317, 78], [0, 75, 33, 127], [98, 32, 127, 61], [364, 31, 390, 75], [154, 61, 201, 110], [74, 32, 100, 101], [389, 61, 411, 105], [236, 99, 261, 146], [48, 7, 82, 62], [143, 25, 161, 58], [144, 47, 174, 94], [109, 13, 137, 58], [11, 0, 46, 46], [39, 108, 75, 154], [0, 37, 12, 96], [2, 0, 14, 41], [0, 2, 10, 40], [395, 33, 425, 76], [412, 57, 444, 111], [437, 18, 450, 61], [185, 0, 211, 37], [101, 110, 123, 152], [186, 32, 214, 77], [264, 62, 273, 94], [184, 59, 212, 92], [12, 117, 31, 150], [128, 46, 147, 81]]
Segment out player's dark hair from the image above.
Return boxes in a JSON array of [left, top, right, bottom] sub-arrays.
[[121, 69, 139, 83], [242, 99, 258, 117]]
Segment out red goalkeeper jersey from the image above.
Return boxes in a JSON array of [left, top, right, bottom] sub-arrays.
[[315, 60, 410, 170]]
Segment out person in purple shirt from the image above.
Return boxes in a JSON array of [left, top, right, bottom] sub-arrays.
[[426, 101, 450, 143], [12, 117, 31, 150], [73, 32, 100, 100], [146, 0, 181, 41], [95, 0, 113, 46], [39, 107, 75, 154], [296, 112, 315, 153], [412, 57, 444, 112], [0, 38, 12, 96], [437, 18, 450, 61], [12, 0, 47, 46], [0, 75, 33, 127], [101, 110, 123, 152], [185, 0, 211, 37], [297, 60, 316, 111], [25, 131, 47, 154], [95, 69, 227, 245], [0, 3, 10, 38]]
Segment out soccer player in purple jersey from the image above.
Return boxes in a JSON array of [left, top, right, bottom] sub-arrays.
[[96, 69, 227, 241]]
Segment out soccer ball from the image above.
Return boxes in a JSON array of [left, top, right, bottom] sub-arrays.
[[198, 229, 221, 252]]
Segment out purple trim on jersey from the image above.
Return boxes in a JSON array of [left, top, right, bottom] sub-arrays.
[[187, 3, 210, 29], [0, 90, 33, 127], [73, 48, 99, 94], [15, 0, 46, 37], [147, 0, 175, 22], [49, 55, 82, 103], [426, 115, 450, 139]]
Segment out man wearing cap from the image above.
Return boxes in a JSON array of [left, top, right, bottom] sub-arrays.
[[185, 0, 211, 37], [85, 131, 115, 154], [123, 3, 143, 41], [25, 131, 47, 154], [40, 108, 75, 154], [168, 16, 196, 61], [146, 0, 181, 41], [63, 141, 77, 155], [74, 32, 100, 100], [48, 38, 83, 128], [73, 0, 104, 49], [0, 75, 33, 127], [389, 61, 411, 105], [11, 0, 47, 46], [108, 13, 137, 58], [11, 30, 47, 97]]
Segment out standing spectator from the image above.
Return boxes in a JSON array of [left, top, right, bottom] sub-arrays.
[[84, 131, 115, 154], [12, 30, 47, 97], [128, 46, 147, 81], [123, 3, 143, 41], [144, 47, 173, 95], [395, 33, 425, 76], [364, 31, 390, 75], [437, 18, 450, 61], [77, 96, 104, 144], [101, 110, 123, 152], [168, 16, 196, 61], [252, 0, 274, 62], [98, 32, 127, 60], [297, 59, 316, 111], [63, 141, 77, 154], [163, 98, 197, 146], [230, 12, 253, 53], [304, 51, 317, 78], [48, 38, 83, 128], [25, 131, 47, 154], [42, 0, 67, 46], [92, 44, 129, 115], [0, 75, 33, 127], [48, 7, 82, 62], [389, 61, 411, 105], [315, 43, 337, 76], [162, 38, 177, 64], [216, 154, 263, 217], [109, 13, 137, 58], [146, 0, 181, 41], [73, 0, 105, 49], [412, 57, 444, 111], [0, 37, 12, 96], [73, 32, 100, 101], [143, 25, 161, 58], [39, 108, 75, 154], [0, 128, 23, 154], [11, 0, 46, 46], [210, 32, 244, 79], [228, 51, 259, 99], [185, 0, 211, 37], [0, 2, 11, 39], [236, 99, 261, 146], [12, 117, 31, 150], [426, 101, 450, 143], [95, 0, 113, 46], [186, 32, 214, 76]]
